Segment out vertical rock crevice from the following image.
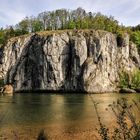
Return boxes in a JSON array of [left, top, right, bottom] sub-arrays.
[[0, 30, 139, 93]]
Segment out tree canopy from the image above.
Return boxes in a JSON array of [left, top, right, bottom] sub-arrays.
[[0, 7, 140, 51]]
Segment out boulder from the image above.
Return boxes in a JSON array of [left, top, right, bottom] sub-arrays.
[[134, 88, 140, 93], [119, 88, 136, 93], [2, 84, 14, 94]]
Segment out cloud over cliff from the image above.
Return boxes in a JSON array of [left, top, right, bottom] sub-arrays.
[[0, 0, 140, 27]]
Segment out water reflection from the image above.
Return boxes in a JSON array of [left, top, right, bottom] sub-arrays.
[[0, 93, 140, 132], [63, 95, 86, 121]]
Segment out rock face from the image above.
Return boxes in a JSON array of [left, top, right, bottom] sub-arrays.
[[0, 30, 140, 93]]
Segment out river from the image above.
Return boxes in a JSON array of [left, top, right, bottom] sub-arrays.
[[0, 93, 140, 139]]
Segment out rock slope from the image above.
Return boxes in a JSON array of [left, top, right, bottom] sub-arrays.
[[0, 30, 140, 93]]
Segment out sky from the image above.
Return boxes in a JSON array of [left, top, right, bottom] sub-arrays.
[[0, 0, 140, 28]]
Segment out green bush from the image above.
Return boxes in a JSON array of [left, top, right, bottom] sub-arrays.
[[131, 70, 140, 89], [119, 71, 130, 88], [119, 70, 140, 89], [130, 31, 140, 53]]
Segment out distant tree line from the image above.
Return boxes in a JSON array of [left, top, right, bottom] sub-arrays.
[[15, 7, 124, 33], [0, 7, 140, 51]]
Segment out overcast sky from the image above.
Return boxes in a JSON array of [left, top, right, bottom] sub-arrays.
[[0, 0, 140, 28]]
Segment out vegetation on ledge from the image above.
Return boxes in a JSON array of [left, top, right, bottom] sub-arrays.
[[119, 70, 140, 90], [0, 7, 140, 52]]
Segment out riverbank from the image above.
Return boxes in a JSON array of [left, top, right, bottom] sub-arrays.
[[0, 123, 100, 140]]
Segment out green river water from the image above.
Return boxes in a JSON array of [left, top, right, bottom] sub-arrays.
[[0, 93, 140, 139]]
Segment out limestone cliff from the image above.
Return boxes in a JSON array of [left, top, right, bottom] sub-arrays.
[[0, 30, 140, 93]]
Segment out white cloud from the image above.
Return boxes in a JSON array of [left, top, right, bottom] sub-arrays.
[[0, 0, 29, 27], [0, 0, 140, 27]]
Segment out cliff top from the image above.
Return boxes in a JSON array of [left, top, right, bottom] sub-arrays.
[[8, 29, 113, 43]]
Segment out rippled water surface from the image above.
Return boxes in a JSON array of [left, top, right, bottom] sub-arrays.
[[0, 93, 140, 139]]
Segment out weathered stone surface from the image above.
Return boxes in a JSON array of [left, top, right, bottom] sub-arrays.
[[119, 88, 136, 93], [1, 84, 14, 94], [0, 30, 139, 93]]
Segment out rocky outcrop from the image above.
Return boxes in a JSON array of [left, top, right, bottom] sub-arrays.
[[0, 30, 140, 93], [119, 88, 136, 93], [1, 84, 13, 94]]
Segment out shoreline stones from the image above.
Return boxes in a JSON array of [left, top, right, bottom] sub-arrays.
[[119, 88, 136, 93], [1, 84, 14, 95]]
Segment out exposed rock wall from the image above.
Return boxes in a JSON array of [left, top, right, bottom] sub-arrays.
[[0, 30, 139, 93]]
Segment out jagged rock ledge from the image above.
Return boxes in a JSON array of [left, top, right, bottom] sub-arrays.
[[0, 30, 140, 93]]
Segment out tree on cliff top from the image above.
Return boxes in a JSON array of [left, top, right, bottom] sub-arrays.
[[0, 7, 139, 49]]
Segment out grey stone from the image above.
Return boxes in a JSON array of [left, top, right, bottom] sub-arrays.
[[0, 30, 140, 93], [119, 88, 136, 93]]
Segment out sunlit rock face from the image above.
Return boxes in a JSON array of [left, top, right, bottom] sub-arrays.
[[0, 30, 140, 93]]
